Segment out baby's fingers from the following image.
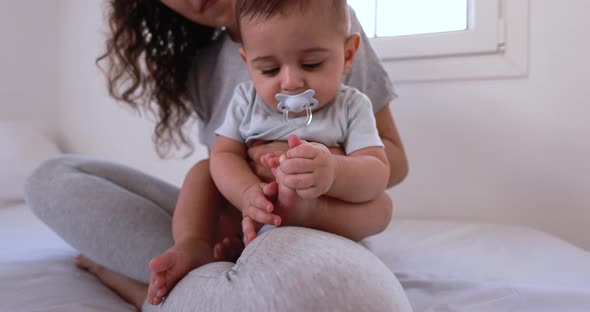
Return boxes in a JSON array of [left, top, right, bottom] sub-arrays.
[[247, 205, 281, 226], [252, 190, 274, 212], [242, 217, 258, 245], [295, 186, 323, 200], [262, 181, 278, 197]]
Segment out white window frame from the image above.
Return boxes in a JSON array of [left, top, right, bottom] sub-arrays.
[[371, 0, 529, 83]]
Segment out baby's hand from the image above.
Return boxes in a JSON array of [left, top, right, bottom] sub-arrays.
[[277, 135, 335, 199], [240, 182, 281, 244]]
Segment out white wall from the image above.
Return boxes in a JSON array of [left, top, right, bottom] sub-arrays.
[[388, 0, 590, 249], [6, 0, 588, 249], [57, 0, 206, 186], [0, 1, 60, 138]]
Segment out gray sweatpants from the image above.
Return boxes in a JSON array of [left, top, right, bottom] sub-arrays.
[[25, 155, 412, 312]]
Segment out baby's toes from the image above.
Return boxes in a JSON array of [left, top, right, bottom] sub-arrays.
[[147, 280, 164, 304], [226, 237, 244, 259], [149, 288, 167, 305], [213, 242, 226, 260], [244, 232, 257, 246], [147, 286, 156, 304], [156, 287, 167, 298]]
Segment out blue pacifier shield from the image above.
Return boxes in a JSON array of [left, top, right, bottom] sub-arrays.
[[275, 89, 319, 128]]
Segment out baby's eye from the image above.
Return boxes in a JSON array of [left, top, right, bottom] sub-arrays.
[[303, 62, 323, 70], [260, 68, 279, 76]]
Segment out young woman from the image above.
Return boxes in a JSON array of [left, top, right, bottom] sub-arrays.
[[25, 0, 408, 310]]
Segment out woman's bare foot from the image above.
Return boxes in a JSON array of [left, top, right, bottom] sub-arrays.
[[74, 254, 147, 310]]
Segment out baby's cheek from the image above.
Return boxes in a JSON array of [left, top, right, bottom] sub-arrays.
[[317, 81, 341, 107]]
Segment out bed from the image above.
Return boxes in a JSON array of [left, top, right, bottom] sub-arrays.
[[2, 122, 590, 311]]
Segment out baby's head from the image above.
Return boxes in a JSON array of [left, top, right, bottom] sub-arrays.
[[236, 0, 360, 112], [237, 0, 351, 38]]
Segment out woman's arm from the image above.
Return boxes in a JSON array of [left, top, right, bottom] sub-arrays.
[[344, 7, 408, 186], [375, 105, 409, 188]]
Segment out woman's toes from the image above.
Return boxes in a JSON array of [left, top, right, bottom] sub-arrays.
[[74, 254, 101, 273]]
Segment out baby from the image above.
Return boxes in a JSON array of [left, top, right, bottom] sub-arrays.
[[211, 0, 391, 244]]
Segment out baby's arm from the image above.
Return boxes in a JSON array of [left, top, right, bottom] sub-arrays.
[[327, 147, 389, 202], [257, 138, 392, 241], [275, 135, 389, 203], [210, 136, 282, 234]]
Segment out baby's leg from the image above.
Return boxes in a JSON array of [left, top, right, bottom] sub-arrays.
[[268, 164, 317, 227]]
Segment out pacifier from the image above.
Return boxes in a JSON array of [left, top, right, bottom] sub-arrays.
[[275, 89, 319, 128]]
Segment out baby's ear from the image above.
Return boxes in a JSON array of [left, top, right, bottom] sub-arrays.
[[239, 47, 247, 63], [343, 33, 360, 74]]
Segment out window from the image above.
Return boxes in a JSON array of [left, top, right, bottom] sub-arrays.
[[349, 0, 529, 82], [349, 0, 468, 38]]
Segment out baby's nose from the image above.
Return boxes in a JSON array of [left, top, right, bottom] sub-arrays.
[[280, 67, 305, 92]]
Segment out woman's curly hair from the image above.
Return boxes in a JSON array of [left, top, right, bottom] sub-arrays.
[[96, 0, 216, 157]]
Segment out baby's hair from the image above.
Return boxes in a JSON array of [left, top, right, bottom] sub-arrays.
[[236, 0, 350, 36]]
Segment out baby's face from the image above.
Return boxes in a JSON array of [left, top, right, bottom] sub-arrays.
[[240, 9, 356, 113]]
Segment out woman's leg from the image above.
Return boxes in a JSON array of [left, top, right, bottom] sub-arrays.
[[24, 154, 178, 283], [74, 254, 148, 309], [25, 155, 244, 310], [158, 226, 413, 312]]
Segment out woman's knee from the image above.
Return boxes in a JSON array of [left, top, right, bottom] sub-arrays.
[[24, 155, 85, 217]]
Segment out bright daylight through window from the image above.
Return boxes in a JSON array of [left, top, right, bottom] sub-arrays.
[[348, 0, 468, 38], [345, 0, 530, 82]]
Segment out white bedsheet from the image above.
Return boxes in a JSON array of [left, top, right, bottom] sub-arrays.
[[364, 220, 590, 311], [0, 204, 135, 312], [2, 204, 590, 312]]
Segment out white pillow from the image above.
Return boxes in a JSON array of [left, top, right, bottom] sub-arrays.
[[0, 121, 61, 207]]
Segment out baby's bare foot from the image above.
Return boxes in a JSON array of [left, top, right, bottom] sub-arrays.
[[276, 182, 315, 226], [147, 240, 219, 305], [213, 236, 244, 261], [277, 183, 297, 212]]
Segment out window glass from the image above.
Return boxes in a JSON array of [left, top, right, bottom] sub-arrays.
[[349, 0, 468, 37]]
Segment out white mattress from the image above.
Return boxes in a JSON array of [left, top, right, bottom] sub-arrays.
[[0, 203, 135, 312], [2, 203, 590, 312], [364, 220, 590, 311]]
